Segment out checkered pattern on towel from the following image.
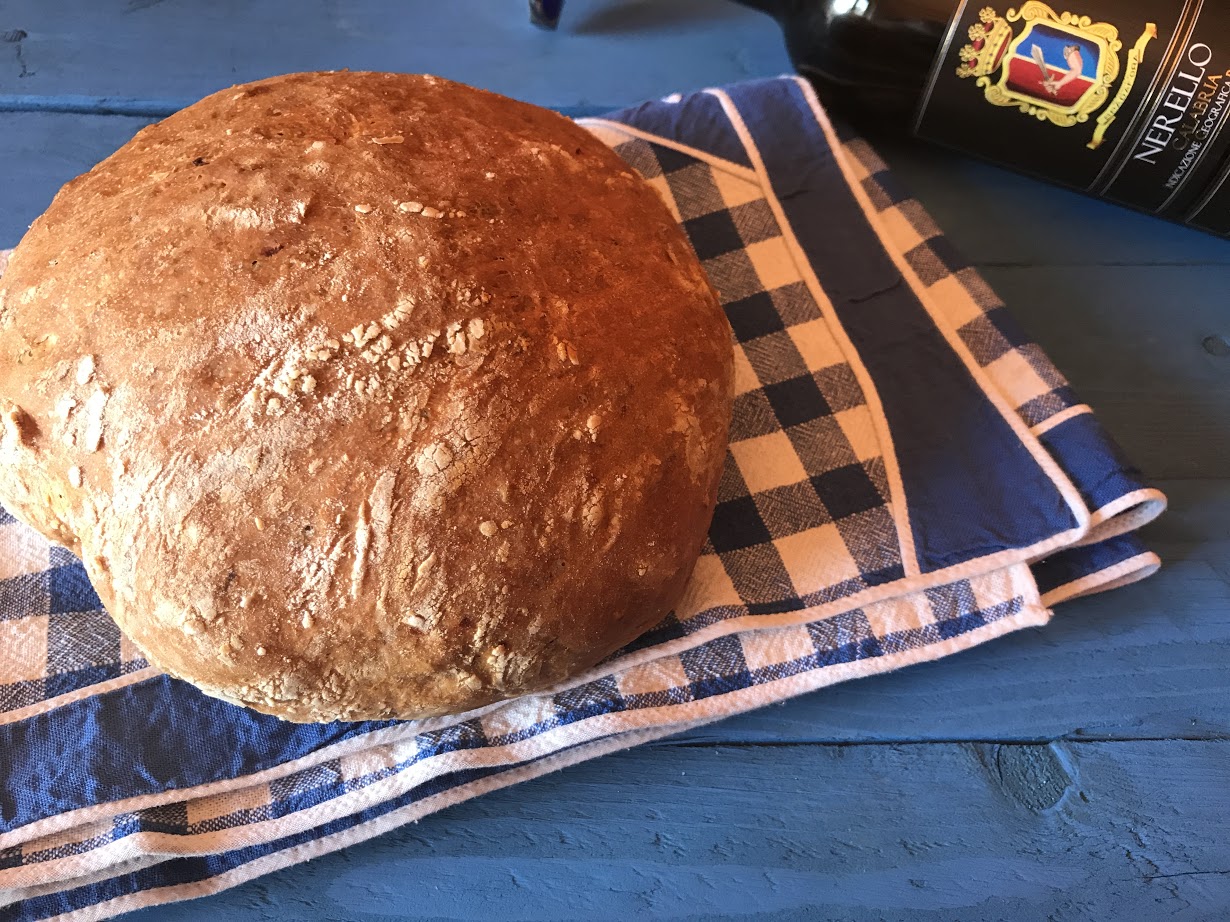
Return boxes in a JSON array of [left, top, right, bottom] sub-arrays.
[[0, 78, 1164, 921], [0, 531, 147, 714], [841, 134, 1079, 430]]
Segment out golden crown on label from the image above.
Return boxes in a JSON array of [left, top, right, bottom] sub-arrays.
[[956, 7, 1014, 79]]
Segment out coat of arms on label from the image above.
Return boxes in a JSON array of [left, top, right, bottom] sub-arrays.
[[957, 3, 1157, 148]]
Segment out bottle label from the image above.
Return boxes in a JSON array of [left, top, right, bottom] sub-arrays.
[[914, 1, 1230, 232]]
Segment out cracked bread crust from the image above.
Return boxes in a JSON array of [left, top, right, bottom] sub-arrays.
[[0, 71, 734, 722]]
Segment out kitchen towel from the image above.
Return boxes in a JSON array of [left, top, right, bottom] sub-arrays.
[[0, 76, 1165, 921]]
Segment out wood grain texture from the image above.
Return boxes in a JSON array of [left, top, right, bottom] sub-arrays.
[[0, 0, 790, 111], [977, 267, 1230, 481], [122, 741, 1230, 921]]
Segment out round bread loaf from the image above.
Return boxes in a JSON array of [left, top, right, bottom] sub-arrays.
[[0, 72, 733, 722]]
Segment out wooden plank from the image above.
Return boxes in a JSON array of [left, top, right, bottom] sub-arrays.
[[0, 0, 790, 111], [978, 266, 1230, 481], [122, 740, 1230, 921]]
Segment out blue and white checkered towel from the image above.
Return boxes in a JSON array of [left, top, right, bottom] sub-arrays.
[[0, 78, 1165, 921]]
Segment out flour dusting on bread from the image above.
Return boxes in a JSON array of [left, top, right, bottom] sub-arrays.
[[0, 71, 734, 722]]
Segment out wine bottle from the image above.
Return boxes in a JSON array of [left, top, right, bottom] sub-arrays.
[[738, 0, 1230, 237]]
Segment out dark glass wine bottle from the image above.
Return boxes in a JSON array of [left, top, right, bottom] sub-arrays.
[[738, 0, 953, 126], [738, 0, 1230, 237]]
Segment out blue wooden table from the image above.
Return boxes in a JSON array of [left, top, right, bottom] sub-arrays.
[[2, 2, 1228, 919]]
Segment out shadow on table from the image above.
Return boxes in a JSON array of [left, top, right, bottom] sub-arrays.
[[569, 0, 750, 35]]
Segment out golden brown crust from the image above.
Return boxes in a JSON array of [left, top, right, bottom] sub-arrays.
[[0, 72, 733, 721]]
